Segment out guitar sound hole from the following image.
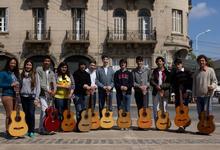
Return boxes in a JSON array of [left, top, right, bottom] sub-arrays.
[[161, 114, 166, 119], [180, 110, 184, 114], [122, 113, 127, 117], [142, 112, 147, 117], [67, 114, 71, 119], [84, 115, 88, 119], [105, 112, 110, 117], [15, 116, 21, 122], [92, 113, 95, 117]]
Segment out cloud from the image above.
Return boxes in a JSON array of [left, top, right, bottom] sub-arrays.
[[190, 2, 217, 19]]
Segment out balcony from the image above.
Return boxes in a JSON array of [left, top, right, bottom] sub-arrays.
[[0, 42, 4, 49], [25, 0, 49, 8], [164, 34, 190, 49], [106, 30, 157, 47], [24, 29, 51, 44], [188, 0, 192, 10], [64, 30, 90, 49], [65, 0, 88, 8]]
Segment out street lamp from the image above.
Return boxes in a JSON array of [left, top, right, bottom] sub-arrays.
[[195, 29, 211, 51]]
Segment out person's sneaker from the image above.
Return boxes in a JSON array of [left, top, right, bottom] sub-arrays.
[[125, 128, 129, 131], [28, 132, 35, 138], [177, 127, 185, 133], [120, 128, 124, 131]]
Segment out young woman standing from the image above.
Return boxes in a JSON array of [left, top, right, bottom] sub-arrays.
[[54, 62, 75, 124], [0, 57, 20, 136], [20, 59, 40, 137]]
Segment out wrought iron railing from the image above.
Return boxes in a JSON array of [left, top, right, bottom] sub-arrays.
[[65, 30, 89, 41], [107, 30, 156, 42], [25, 28, 51, 41]]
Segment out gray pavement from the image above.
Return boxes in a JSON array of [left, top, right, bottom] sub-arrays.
[[0, 104, 220, 150]]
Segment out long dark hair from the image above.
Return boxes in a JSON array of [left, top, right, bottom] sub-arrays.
[[57, 62, 70, 79], [3, 57, 19, 79], [21, 59, 36, 90]]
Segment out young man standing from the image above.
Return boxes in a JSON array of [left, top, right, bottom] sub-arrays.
[[171, 58, 192, 132], [114, 59, 133, 115], [85, 60, 97, 109], [73, 62, 91, 123], [193, 55, 217, 120], [150, 56, 170, 123], [132, 56, 151, 112], [96, 55, 114, 117], [36, 56, 56, 135]]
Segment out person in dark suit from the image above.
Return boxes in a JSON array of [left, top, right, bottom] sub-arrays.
[[96, 55, 115, 117], [73, 62, 91, 123]]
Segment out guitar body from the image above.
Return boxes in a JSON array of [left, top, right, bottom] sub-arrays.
[[156, 110, 171, 130], [137, 108, 152, 129], [61, 110, 76, 132], [100, 108, 114, 129], [44, 106, 61, 132], [8, 110, 28, 137], [91, 110, 100, 130], [78, 109, 92, 132], [117, 109, 131, 129], [174, 105, 191, 127], [197, 111, 215, 134]]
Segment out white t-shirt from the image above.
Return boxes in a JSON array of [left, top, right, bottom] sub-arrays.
[[158, 71, 163, 86]]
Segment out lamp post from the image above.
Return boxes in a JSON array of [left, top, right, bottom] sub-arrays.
[[195, 29, 211, 51]]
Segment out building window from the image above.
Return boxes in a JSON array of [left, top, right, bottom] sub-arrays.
[[0, 8, 8, 32], [138, 9, 152, 40], [72, 8, 85, 40], [33, 8, 46, 40], [113, 8, 126, 40], [112, 58, 120, 71], [144, 58, 150, 68], [172, 9, 183, 34]]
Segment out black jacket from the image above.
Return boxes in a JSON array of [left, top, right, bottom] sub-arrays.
[[73, 69, 91, 95], [114, 69, 133, 95], [170, 68, 192, 96], [150, 68, 170, 96]]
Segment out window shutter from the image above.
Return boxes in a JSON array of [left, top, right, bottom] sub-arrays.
[[5, 8, 8, 32]]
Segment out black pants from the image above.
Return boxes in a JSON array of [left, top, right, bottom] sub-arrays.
[[21, 96, 35, 133]]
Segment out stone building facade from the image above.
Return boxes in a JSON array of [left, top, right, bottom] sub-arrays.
[[0, 0, 191, 72]]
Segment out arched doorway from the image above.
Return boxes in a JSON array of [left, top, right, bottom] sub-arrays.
[[26, 55, 55, 69], [0, 55, 10, 71], [64, 55, 91, 74]]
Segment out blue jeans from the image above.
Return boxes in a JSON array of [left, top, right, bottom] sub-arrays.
[[196, 96, 212, 118], [116, 92, 131, 112], [175, 98, 189, 107], [98, 90, 113, 117], [152, 93, 168, 121], [54, 98, 68, 121], [134, 90, 149, 111], [21, 96, 35, 133], [73, 94, 89, 121], [91, 92, 97, 110]]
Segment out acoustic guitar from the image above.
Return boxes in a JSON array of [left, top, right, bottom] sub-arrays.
[[44, 82, 61, 132], [117, 91, 131, 129], [100, 89, 114, 129], [137, 89, 152, 129], [155, 90, 171, 130], [90, 89, 100, 130], [78, 90, 92, 132], [197, 92, 215, 134], [174, 86, 191, 127], [9, 84, 28, 137], [61, 99, 76, 132]]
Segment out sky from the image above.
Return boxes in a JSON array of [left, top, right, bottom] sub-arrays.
[[189, 0, 220, 60]]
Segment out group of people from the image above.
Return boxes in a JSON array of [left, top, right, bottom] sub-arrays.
[[0, 54, 218, 137]]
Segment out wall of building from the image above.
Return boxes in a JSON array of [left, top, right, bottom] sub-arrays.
[[0, 0, 191, 70]]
